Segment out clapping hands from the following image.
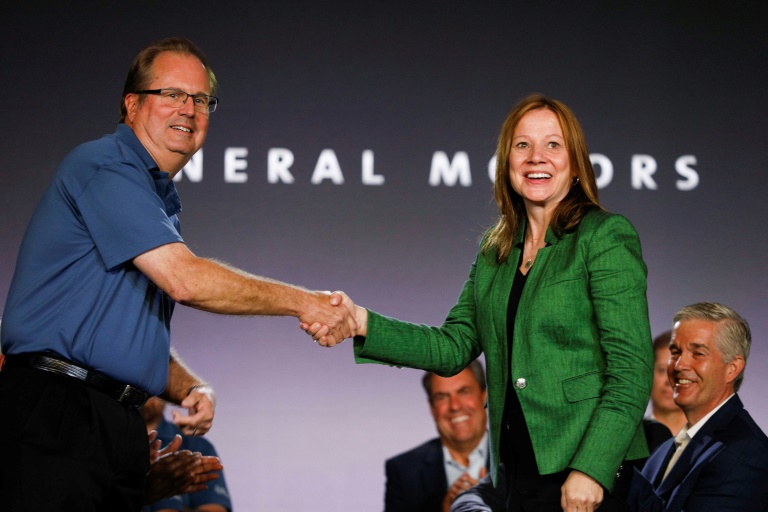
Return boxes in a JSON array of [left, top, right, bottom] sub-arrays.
[[145, 432, 223, 505]]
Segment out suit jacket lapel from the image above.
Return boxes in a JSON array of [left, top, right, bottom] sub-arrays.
[[654, 395, 744, 497], [490, 222, 559, 354], [419, 440, 448, 500], [487, 231, 518, 381], [642, 437, 677, 488], [507, 225, 559, 368], [490, 243, 518, 349], [518, 227, 559, 301]]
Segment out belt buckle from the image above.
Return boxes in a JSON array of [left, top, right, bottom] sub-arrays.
[[117, 384, 146, 407]]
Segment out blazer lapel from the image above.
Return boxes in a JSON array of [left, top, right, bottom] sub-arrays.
[[490, 245, 518, 347], [419, 441, 448, 500], [655, 396, 744, 497], [489, 222, 559, 351], [655, 440, 695, 496], [642, 438, 677, 488], [517, 227, 559, 302], [507, 226, 559, 364], [486, 234, 519, 380]]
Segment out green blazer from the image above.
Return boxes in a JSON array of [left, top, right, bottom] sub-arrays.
[[355, 209, 653, 490]]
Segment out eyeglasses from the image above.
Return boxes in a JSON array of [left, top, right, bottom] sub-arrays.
[[134, 88, 219, 114]]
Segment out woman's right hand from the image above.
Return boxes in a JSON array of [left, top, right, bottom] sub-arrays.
[[560, 470, 603, 511], [300, 291, 368, 343]]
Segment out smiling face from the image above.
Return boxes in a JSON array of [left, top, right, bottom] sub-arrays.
[[668, 319, 744, 426], [428, 367, 487, 454], [508, 108, 573, 214], [124, 51, 210, 176]]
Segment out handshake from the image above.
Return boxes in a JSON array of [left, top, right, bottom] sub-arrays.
[[299, 291, 367, 347]]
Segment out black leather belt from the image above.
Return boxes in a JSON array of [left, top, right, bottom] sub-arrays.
[[5, 352, 151, 408]]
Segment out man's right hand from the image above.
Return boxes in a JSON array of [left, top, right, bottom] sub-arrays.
[[299, 290, 359, 346], [442, 469, 486, 512]]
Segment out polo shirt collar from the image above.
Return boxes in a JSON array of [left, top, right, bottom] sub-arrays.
[[115, 123, 158, 171], [115, 123, 182, 217]]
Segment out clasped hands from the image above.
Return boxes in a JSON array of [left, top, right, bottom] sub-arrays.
[[300, 291, 367, 346], [443, 468, 486, 512]]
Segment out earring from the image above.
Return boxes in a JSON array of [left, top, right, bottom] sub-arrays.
[[572, 176, 580, 186]]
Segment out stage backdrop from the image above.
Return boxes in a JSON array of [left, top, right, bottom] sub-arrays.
[[2, 2, 767, 510]]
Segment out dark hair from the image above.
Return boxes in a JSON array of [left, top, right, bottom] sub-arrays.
[[119, 37, 217, 122], [652, 331, 672, 356], [673, 302, 751, 392], [422, 359, 487, 399], [482, 93, 602, 262]]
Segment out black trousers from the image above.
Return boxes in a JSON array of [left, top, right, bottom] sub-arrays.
[[0, 366, 149, 512], [502, 468, 628, 512], [502, 402, 627, 511]]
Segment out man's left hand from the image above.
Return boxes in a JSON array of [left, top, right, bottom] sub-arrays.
[[173, 385, 216, 436]]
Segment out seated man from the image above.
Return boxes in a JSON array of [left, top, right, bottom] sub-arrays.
[[628, 302, 768, 511], [385, 359, 489, 512], [648, 331, 686, 436], [142, 397, 232, 512]]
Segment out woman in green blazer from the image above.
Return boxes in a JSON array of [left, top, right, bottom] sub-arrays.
[[307, 94, 653, 511]]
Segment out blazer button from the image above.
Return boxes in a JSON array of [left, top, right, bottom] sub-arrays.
[[515, 378, 527, 389]]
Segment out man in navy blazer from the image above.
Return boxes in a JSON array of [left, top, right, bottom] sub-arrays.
[[385, 360, 490, 512], [628, 302, 768, 511]]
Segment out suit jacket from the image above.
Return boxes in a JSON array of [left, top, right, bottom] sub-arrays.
[[628, 394, 768, 511], [356, 209, 653, 490], [385, 437, 490, 512]]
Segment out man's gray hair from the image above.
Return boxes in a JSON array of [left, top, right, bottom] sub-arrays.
[[674, 302, 751, 392]]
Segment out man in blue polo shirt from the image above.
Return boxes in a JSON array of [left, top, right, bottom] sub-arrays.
[[0, 37, 356, 511]]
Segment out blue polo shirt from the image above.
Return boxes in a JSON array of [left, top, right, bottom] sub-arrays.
[[2, 124, 183, 395]]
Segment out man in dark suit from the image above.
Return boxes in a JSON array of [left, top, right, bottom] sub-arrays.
[[385, 359, 489, 512], [628, 302, 768, 511]]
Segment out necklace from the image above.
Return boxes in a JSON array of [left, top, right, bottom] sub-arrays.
[[523, 236, 543, 269]]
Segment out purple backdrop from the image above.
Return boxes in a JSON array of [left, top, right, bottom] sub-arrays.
[[2, 2, 767, 510]]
